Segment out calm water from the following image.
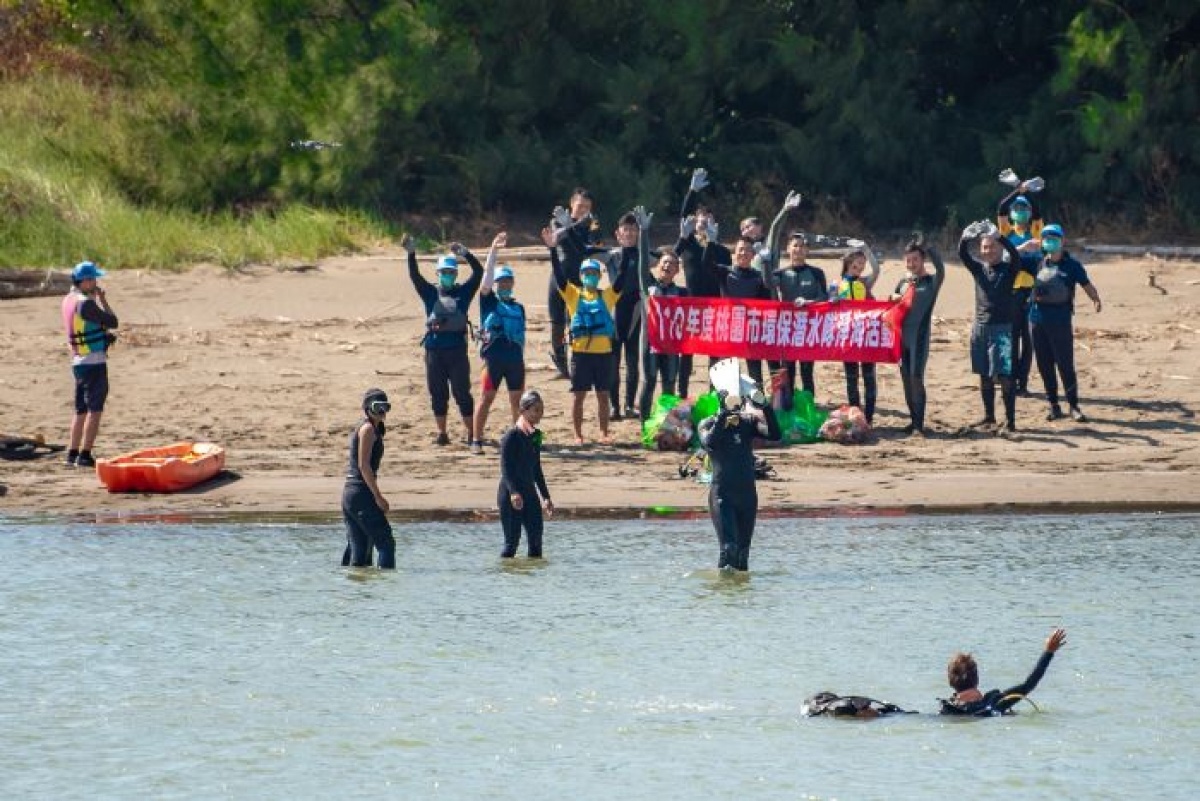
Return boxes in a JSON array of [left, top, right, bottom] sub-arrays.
[[1, 512, 1196, 800]]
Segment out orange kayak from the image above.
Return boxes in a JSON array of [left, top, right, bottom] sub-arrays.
[[96, 442, 226, 493]]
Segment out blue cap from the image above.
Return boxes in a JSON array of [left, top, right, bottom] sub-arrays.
[[71, 261, 105, 282], [1041, 224, 1064, 239], [436, 255, 458, 272], [1011, 195, 1032, 209], [580, 258, 603, 273], [494, 266, 515, 281]]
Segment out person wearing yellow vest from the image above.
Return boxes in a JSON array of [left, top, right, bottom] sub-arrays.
[[998, 177, 1046, 395], [61, 261, 118, 468], [830, 245, 880, 423], [541, 225, 633, 445]]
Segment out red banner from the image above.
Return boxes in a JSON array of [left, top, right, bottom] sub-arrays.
[[645, 296, 909, 363]]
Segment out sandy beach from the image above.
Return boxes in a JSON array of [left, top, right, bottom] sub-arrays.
[[2, 245, 1197, 519]]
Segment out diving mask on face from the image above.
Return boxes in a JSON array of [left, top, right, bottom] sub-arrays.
[[368, 400, 392, 415], [1041, 237, 1062, 255]]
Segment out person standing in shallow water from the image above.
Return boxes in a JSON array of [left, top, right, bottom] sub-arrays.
[[341, 388, 395, 569], [698, 386, 782, 571], [497, 390, 554, 558]]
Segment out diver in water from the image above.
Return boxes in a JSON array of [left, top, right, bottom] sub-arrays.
[[341, 388, 395, 569], [801, 692, 913, 720], [941, 627, 1067, 716], [697, 386, 782, 571]]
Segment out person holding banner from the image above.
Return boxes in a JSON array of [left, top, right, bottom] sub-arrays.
[[636, 234, 688, 421], [768, 231, 828, 400], [603, 213, 643, 420], [542, 226, 632, 445], [698, 385, 782, 571], [831, 246, 881, 424], [711, 236, 773, 386], [890, 237, 945, 436]]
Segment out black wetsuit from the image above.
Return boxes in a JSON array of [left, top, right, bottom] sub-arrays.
[[639, 280, 688, 420], [712, 263, 773, 386], [605, 245, 641, 413], [497, 425, 551, 558], [940, 649, 1058, 716], [410, 251, 484, 419], [772, 263, 829, 397], [698, 404, 782, 570], [893, 249, 945, 432], [674, 183, 727, 398], [341, 419, 395, 568]]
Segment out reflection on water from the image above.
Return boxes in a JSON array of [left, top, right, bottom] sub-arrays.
[[0, 513, 1197, 800]]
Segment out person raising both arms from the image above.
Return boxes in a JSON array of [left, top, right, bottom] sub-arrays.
[[545, 188, 604, 379], [755, 190, 806, 408], [341, 388, 395, 569], [941, 628, 1067, 716], [1028, 225, 1102, 423], [62, 261, 118, 468], [404, 235, 484, 447], [674, 168, 725, 398], [997, 175, 1046, 396], [473, 231, 526, 454], [957, 220, 1035, 433], [889, 235, 945, 437], [541, 224, 632, 445]]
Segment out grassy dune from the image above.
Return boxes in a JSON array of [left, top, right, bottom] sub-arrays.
[[0, 74, 390, 271]]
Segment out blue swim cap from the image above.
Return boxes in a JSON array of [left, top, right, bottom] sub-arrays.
[[1011, 195, 1032, 209], [494, 266, 515, 281], [436, 255, 458, 272], [1041, 224, 1064, 239], [71, 261, 105, 282]]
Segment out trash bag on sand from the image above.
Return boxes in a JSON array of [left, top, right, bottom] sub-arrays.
[[818, 404, 872, 444], [774, 390, 828, 444], [642, 394, 695, 451]]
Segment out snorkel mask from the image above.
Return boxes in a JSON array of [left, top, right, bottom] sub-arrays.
[[362, 388, 391, 417], [580, 259, 603, 290]]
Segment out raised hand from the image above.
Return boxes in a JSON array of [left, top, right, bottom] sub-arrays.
[[998, 167, 1020, 187], [961, 222, 981, 240], [632, 205, 653, 230], [704, 220, 719, 242], [783, 190, 802, 211], [689, 167, 710, 193], [491, 231, 507, 249], [551, 205, 572, 228], [846, 238, 865, 248], [449, 242, 466, 257], [1045, 628, 1067, 653], [1024, 176, 1045, 193], [401, 234, 415, 254], [979, 220, 999, 238], [680, 215, 697, 239], [540, 226, 560, 249]]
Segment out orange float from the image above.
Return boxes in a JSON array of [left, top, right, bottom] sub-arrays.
[[95, 442, 226, 493]]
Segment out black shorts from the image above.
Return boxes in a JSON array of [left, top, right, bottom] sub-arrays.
[[570, 352, 615, 393], [72, 363, 109, 413], [482, 359, 525, 392]]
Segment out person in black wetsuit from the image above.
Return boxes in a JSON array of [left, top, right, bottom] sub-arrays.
[[497, 390, 554, 558], [637, 240, 689, 420], [711, 236, 773, 386], [604, 212, 642, 419], [941, 628, 1067, 716], [957, 221, 1035, 433], [404, 235, 484, 447], [889, 237, 945, 436], [674, 168, 725, 398], [766, 229, 827, 401], [697, 386, 782, 571], [341, 388, 395, 569]]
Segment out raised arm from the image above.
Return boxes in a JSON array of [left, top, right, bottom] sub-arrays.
[[455, 244, 485, 301], [759, 191, 802, 286], [480, 231, 505, 295], [403, 235, 433, 296], [929, 245, 946, 290], [999, 628, 1066, 703], [679, 167, 709, 220]]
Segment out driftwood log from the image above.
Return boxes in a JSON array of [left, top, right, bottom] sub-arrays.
[[0, 268, 72, 300]]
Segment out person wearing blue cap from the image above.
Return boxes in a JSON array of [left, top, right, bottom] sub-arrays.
[[545, 188, 605, 379], [403, 235, 484, 447], [1028, 224, 1102, 423], [473, 231, 526, 453], [341, 388, 395, 569], [998, 176, 1046, 396], [61, 260, 119, 468]]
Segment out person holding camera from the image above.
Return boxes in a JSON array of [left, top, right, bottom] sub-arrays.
[[404, 235, 484, 447], [697, 384, 782, 571], [61, 261, 118, 468]]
